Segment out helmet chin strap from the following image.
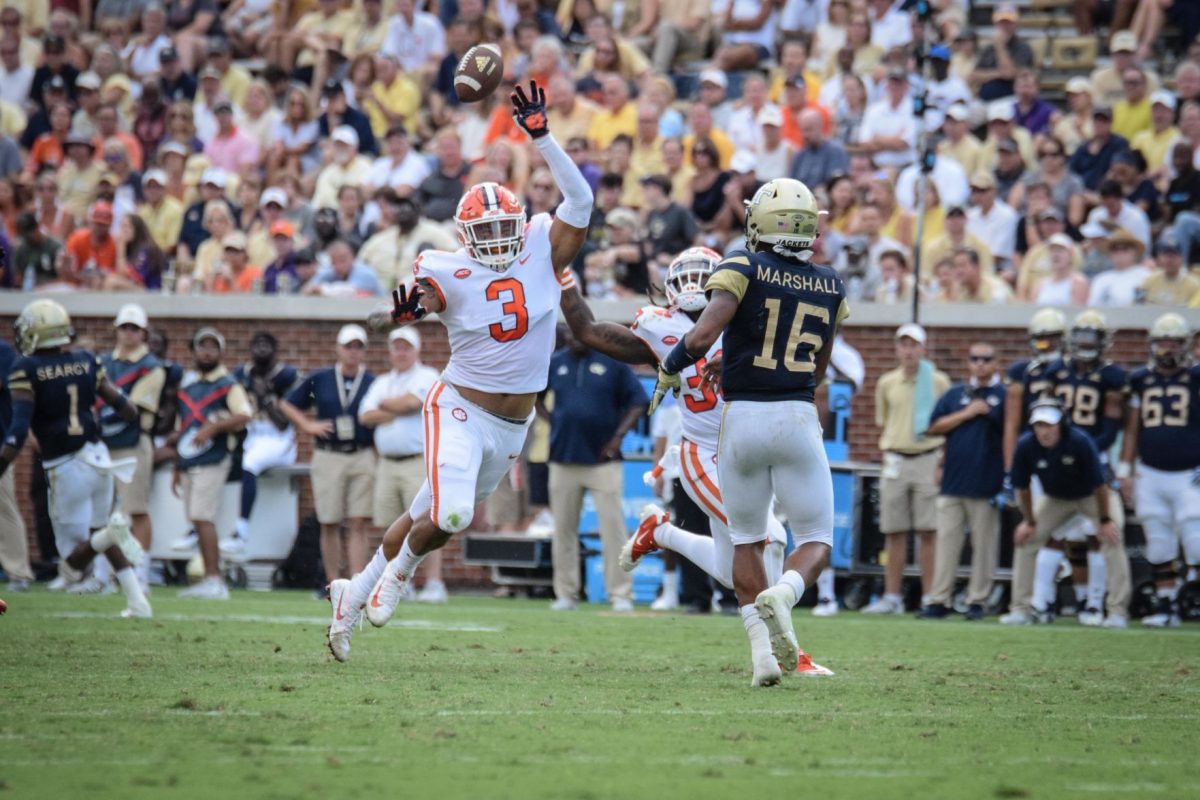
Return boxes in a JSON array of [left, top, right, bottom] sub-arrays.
[[771, 242, 815, 260]]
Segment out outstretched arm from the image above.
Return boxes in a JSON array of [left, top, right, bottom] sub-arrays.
[[559, 286, 657, 367], [680, 289, 738, 360], [512, 80, 593, 272]]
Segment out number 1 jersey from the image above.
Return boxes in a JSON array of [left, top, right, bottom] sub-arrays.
[[631, 305, 722, 451], [414, 213, 560, 395], [705, 250, 848, 403]]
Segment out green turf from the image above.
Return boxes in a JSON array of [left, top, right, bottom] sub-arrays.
[[2, 589, 1197, 800]]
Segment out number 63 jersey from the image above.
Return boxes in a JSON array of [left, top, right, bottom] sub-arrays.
[[1128, 364, 1200, 471], [631, 306, 723, 451], [414, 213, 560, 395]]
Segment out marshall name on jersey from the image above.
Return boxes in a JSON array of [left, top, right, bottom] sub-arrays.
[[631, 305, 722, 450], [1044, 357, 1127, 441], [1129, 365, 1200, 472], [415, 213, 559, 396], [7, 349, 104, 461], [705, 250, 848, 403]]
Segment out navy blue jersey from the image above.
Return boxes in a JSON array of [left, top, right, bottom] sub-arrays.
[[1011, 425, 1104, 501], [0, 339, 16, 435], [99, 348, 163, 449], [235, 362, 300, 426], [1128, 364, 1200, 472], [705, 250, 848, 403], [1006, 357, 1058, 427], [1043, 357, 1127, 445], [7, 349, 103, 460]]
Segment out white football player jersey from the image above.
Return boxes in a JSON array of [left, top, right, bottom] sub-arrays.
[[415, 213, 560, 395], [631, 305, 723, 451]]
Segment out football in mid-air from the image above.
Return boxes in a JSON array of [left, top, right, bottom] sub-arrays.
[[454, 43, 504, 103]]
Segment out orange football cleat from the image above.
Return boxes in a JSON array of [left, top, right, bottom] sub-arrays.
[[619, 504, 668, 572], [793, 650, 835, 677]]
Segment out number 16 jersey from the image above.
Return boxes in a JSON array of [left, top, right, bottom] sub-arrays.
[[414, 213, 560, 395], [631, 306, 722, 451], [705, 250, 849, 403]]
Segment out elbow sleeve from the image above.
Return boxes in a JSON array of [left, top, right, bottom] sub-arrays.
[[536, 134, 593, 228]]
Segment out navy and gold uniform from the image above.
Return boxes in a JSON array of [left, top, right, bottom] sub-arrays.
[[1006, 357, 1057, 425], [705, 250, 849, 403], [1043, 357, 1128, 452], [99, 348, 164, 450], [7, 349, 104, 461], [1128, 365, 1200, 473], [705, 249, 848, 549]]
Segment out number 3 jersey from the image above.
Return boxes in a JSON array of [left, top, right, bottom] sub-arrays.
[[1128, 364, 1200, 471], [631, 306, 722, 451], [705, 250, 848, 403], [415, 212, 559, 395]]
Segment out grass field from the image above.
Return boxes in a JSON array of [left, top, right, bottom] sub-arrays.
[[2, 589, 1198, 800]]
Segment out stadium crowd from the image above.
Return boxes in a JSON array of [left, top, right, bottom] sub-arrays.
[[0, 1, 1196, 307]]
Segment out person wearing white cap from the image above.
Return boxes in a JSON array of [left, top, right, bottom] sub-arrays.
[[971, 3, 1035, 102], [1008, 398, 1122, 626], [726, 74, 777, 154], [1130, 90, 1180, 172], [280, 325, 377, 590], [358, 328, 445, 603], [313, 125, 371, 209], [221, 333, 302, 558], [980, 100, 1035, 173], [97, 304, 166, 592], [1089, 30, 1161, 108], [1052, 77, 1096, 154], [697, 68, 733, 131], [173, 327, 253, 600], [754, 104, 794, 182], [138, 168, 184, 252], [1032, 233, 1089, 306], [937, 104, 985, 178], [864, 324, 951, 615]]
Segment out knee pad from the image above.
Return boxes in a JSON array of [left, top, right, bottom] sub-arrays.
[[1142, 517, 1181, 565], [436, 505, 474, 534]]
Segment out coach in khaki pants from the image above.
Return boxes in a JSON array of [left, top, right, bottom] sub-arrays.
[[920, 342, 1006, 620], [281, 325, 376, 587], [358, 327, 447, 603], [866, 324, 951, 615], [545, 328, 648, 612], [0, 337, 33, 590]]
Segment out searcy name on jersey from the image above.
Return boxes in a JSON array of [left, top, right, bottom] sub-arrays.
[[35, 361, 93, 381], [754, 265, 838, 295]]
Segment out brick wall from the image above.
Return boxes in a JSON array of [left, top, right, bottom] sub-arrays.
[[0, 297, 1177, 587]]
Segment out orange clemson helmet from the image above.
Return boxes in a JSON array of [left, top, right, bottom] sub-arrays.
[[455, 182, 527, 271]]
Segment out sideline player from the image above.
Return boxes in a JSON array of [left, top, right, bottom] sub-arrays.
[[558, 246, 832, 677], [223, 332, 300, 556], [327, 80, 592, 661], [0, 299, 151, 618], [1002, 308, 1067, 474], [1005, 310, 1132, 627], [1119, 313, 1200, 627], [651, 178, 847, 686]]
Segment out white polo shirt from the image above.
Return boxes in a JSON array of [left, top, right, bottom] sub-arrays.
[[358, 363, 440, 457], [857, 96, 918, 168]]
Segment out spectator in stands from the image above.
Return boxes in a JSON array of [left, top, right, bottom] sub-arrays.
[[755, 107, 794, 182], [833, 234, 881, 303], [1032, 233, 1090, 306], [712, 0, 779, 71], [173, 327, 252, 600], [688, 137, 731, 236], [1090, 30, 1160, 107], [418, 129, 470, 223], [790, 108, 849, 191], [952, 246, 1012, 304], [317, 81, 377, 158], [856, 67, 917, 170], [641, 175, 698, 273], [261, 221, 299, 294], [1164, 142, 1200, 224], [587, 74, 636, 152], [825, 174, 858, 235], [1090, 228, 1152, 306], [966, 172, 1018, 277], [108, 214, 167, 292], [313, 127, 372, 211], [358, 327, 446, 603], [27, 100, 71, 176], [971, 3, 1033, 102], [281, 324, 377, 589], [684, 102, 734, 169], [1113, 67, 1153, 141], [11, 212, 61, 287], [56, 132, 101, 222], [994, 139, 1028, 202], [826, 11, 882, 79], [1087, 179, 1152, 249], [546, 323, 647, 612], [661, 138, 694, 206], [1175, 62, 1200, 105], [867, 324, 950, 615], [1016, 203, 1069, 292], [204, 97, 260, 176], [697, 69, 734, 132], [1013, 70, 1055, 137], [307, 238, 382, 297], [980, 101, 1035, 174], [1108, 150, 1160, 224], [874, 249, 915, 304], [937, 104, 983, 178], [60, 201, 116, 286], [649, 0, 711, 74], [1127, 92, 1180, 178], [1054, 77, 1096, 155], [1011, 136, 1086, 228], [0, 333, 31, 592], [920, 341, 1005, 620], [185, 199, 237, 291], [368, 124, 429, 195], [1140, 232, 1200, 305], [33, 35, 78, 107], [584, 206, 647, 298], [360, 193, 456, 288], [206, 231, 262, 294]]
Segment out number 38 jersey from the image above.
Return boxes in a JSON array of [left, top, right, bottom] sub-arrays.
[[1128, 364, 1200, 471], [414, 213, 559, 395], [705, 250, 848, 403], [1043, 357, 1128, 444], [631, 306, 722, 451]]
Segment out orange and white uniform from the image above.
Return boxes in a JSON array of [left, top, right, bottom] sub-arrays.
[[405, 212, 560, 533], [631, 305, 786, 584]]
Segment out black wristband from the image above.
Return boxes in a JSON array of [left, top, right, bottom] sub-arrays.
[[662, 338, 700, 375]]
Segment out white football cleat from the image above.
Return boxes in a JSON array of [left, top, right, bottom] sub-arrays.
[[1141, 612, 1180, 628], [751, 651, 783, 688], [999, 610, 1032, 625], [620, 504, 667, 572], [67, 576, 109, 595], [105, 512, 145, 566], [416, 580, 448, 604], [327, 579, 362, 662], [1101, 613, 1128, 629], [1078, 608, 1104, 627], [179, 576, 230, 600], [218, 535, 246, 558], [171, 530, 199, 552], [793, 650, 835, 677], [121, 596, 153, 619], [47, 574, 68, 591], [754, 584, 799, 672], [812, 598, 839, 617], [650, 592, 678, 611], [365, 569, 409, 627], [861, 595, 904, 615]]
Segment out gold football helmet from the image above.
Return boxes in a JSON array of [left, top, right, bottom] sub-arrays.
[[744, 178, 820, 256], [1069, 309, 1109, 363], [1149, 312, 1191, 370], [15, 299, 73, 355], [1027, 307, 1066, 359]]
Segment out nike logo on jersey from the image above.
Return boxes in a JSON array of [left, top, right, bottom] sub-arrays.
[[519, 254, 531, 265]]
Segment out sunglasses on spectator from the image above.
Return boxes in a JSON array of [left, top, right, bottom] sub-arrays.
[[969, 355, 995, 363], [1038, 150, 1063, 158]]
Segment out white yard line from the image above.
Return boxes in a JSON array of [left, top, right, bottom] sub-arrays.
[[45, 610, 502, 632]]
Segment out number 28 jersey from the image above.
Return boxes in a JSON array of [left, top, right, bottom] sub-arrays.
[[631, 306, 722, 451], [415, 213, 560, 395], [1043, 357, 1127, 443], [1128, 364, 1200, 471], [705, 250, 849, 403]]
